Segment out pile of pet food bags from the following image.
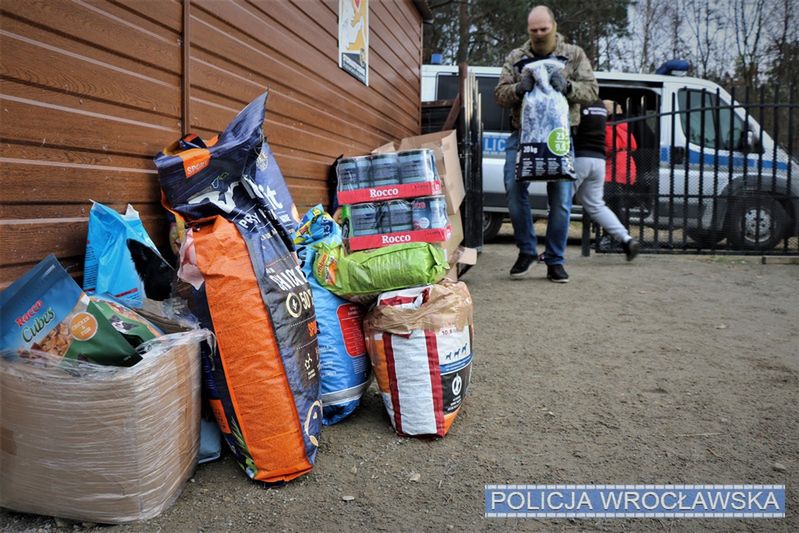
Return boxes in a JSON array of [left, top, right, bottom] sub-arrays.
[[155, 94, 474, 476], [0, 92, 475, 524], [324, 130, 475, 437]]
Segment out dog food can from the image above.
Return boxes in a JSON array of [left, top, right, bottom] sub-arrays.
[[337, 156, 371, 190], [370, 153, 400, 187], [350, 203, 379, 236], [398, 149, 436, 184], [412, 195, 448, 230], [379, 200, 413, 233]]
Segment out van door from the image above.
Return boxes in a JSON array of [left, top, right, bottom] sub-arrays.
[[659, 84, 799, 249], [666, 87, 753, 232]]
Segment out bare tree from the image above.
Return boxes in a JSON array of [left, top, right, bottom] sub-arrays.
[[626, 0, 672, 72], [678, 0, 721, 77], [730, 0, 770, 86]]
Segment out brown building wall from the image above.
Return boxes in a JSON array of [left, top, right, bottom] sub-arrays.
[[0, 0, 423, 287]]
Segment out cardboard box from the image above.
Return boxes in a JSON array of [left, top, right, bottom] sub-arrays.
[[0, 339, 201, 524], [371, 141, 398, 154], [442, 210, 464, 259], [444, 245, 478, 282], [398, 130, 465, 216]]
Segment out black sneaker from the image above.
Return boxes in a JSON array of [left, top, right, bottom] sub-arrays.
[[547, 264, 569, 283], [623, 238, 640, 261], [510, 253, 536, 279]]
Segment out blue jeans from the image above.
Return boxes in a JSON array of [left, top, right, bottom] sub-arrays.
[[503, 132, 573, 265]]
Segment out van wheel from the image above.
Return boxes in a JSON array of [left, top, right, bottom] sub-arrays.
[[727, 195, 787, 251], [483, 213, 504, 242]]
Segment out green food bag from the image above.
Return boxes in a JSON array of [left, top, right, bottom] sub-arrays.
[[313, 242, 448, 300]]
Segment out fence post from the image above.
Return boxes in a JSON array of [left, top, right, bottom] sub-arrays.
[[581, 212, 592, 257]]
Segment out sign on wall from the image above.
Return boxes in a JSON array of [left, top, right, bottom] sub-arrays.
[[338, 0, 369, 85]]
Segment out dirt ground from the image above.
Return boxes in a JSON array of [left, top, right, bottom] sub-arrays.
[[2, 227, 798, 532]]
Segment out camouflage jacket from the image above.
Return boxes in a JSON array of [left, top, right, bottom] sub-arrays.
[[495, 34, 598, 130]]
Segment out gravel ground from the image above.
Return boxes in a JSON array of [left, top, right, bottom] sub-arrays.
[[2, 230, 797, 532]]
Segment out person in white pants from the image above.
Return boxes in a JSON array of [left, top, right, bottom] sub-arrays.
[[573, 99, 640, 260]]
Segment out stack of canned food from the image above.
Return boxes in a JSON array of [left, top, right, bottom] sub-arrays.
[[337, 149, 438, 191], [349, 196, 448, 237]]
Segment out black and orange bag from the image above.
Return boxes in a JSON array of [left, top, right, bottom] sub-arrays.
[[154, 93, 320, 484]]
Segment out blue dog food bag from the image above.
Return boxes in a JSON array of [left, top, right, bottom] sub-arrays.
[[295, 205, 371, 425]]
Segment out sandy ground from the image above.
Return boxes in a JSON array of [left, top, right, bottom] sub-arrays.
[[2, 227, 798, 532]]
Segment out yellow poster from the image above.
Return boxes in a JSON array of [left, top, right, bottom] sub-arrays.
[[338, 0, 369, 85]]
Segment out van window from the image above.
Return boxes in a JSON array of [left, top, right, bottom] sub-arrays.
[[436, 73, 512, 132], [677, 89, 748, 151]]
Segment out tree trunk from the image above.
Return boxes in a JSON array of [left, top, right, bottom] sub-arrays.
[[457, 0, 470, 64]]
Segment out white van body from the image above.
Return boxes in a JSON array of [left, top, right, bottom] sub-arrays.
[[421, 65, 799, 249]]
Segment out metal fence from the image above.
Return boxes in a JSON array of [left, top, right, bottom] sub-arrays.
[[588, 84, 799, 255]]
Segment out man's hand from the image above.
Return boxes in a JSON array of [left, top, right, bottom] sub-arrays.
[[515, 70, 535, 97], [550, 70, 569, 95]]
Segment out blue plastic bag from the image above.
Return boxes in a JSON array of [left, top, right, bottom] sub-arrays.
[[83, 202, 173, 308], [295, 205, 371, 425]]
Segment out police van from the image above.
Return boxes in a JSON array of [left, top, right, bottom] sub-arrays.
[[421, 64, 799, 250]]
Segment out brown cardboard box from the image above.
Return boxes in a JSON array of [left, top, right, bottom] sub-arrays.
[[398, 130, 465, 215], [440, 214, 478, 281], [371, 141, 398, 154], [443, 210, 464, 259], [444, 245, 478, 282], [0, 337, 201, 524]]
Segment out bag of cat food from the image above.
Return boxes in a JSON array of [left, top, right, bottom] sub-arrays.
[[363, 282, 473, 437], [154, 92, 320, 484], [294, 205, 370, 425], [516, 58, 576, 182]]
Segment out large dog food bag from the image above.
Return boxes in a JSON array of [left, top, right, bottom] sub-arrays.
[[154, 93, 321, 484], [516, 58, 576, 182], [364, 282, 473, 437], [294, 205, 371, 425]]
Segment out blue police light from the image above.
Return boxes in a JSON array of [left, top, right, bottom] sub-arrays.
[[430, 53, 444, 65], [656, 60, 690, 76]]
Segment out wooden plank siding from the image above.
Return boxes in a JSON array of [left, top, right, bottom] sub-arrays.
[[0, 0, 424, 287]]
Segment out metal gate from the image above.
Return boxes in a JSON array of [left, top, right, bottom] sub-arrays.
[[421, 64, 484, 256], [587, 85, 799, 255]]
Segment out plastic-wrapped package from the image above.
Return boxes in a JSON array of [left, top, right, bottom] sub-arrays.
[[294, 205, 371, 425], [364, 282, 473, 437], [0, 330, 209, 524], [516, 58, 576, 182], [313, 241, 448, 301]]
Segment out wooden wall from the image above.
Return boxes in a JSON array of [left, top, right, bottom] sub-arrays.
[[0, 0, 423, 287]]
